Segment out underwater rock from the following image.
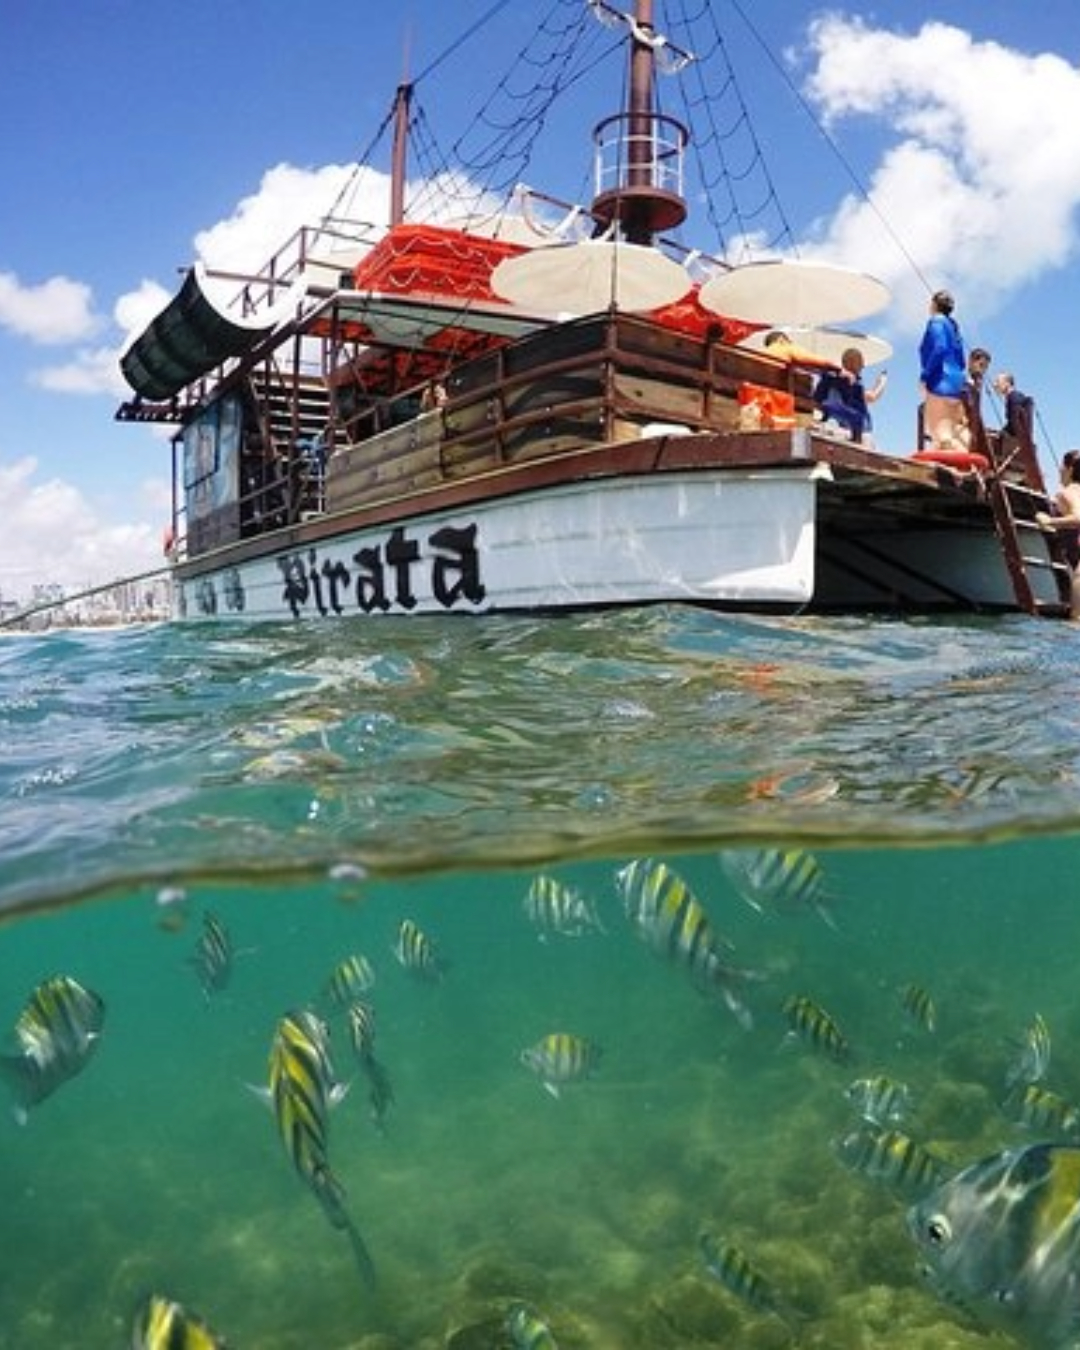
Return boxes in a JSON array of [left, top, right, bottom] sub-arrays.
[[443, 1313, 508, 1349]]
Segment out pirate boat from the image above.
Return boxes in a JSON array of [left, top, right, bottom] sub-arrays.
[[116, 0, 1071, 621]]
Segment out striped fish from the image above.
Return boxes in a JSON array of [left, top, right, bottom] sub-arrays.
[[1005, 1012, 1051, 1089], [699, 1233, 796, 1327], [266, 1009, 376, 1287], [720, 846, 836, 929], [520, 1032, 602, 1099], [2, 974, 105, 1123], [188, 911, 233, 1001], [346, 1001, 394, 1133], [783, 994, 851, 1063], [506, 1300, 559, 1349], [325, 952, 376, 1007], [834, 1125, 950, 1201], [523, 874, 604, 939], [615, 858, 756, 1029], [845, 1074, 913, 1127], [1004, 1083, 1080, 1140], [393, 918, 446, 981], [131, 1293, 227, 1349], [900, 982, 937, 1034]]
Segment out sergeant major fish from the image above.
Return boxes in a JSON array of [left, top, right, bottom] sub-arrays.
[[615, 858, 758, 1029], [720, 846, 836, 929], [523, 873, 604, 939], [845, 1074, 913, 1127], [1005, 1011, 1052, 1090], [131, 1292, 228, 1349], [1, 973, 105, 1124], [325, 952, 376, 1007], [264, 1008, 377, 1288], [188, 911, 234, 1002], [506, 1300, 559, 1348], [699, 1232, 798, 1328], [909, 1143, 1080, 1350], [835, 1124, 950, 1201], [346, 1000, 395, 1133], [782, 993, 851, 1064], [520, 1032, 602, 1099], [899, 982, 937, 1034], [393, 918, 446, 982]]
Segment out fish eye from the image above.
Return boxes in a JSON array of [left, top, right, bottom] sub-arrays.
[[924, 1215, 952, 1247]]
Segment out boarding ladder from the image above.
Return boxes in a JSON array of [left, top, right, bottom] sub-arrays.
[[971, 403, 1072, 616]]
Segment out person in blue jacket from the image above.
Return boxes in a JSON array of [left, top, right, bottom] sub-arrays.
[[919, 289, 967, 450]]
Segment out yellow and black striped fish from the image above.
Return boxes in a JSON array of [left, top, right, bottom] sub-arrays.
[[782, 993, 851, 1063], [505, 1300, 559, 1349], [523, 874, 604, 939], [900, 982, 937, 1034], [1005, 1012, 1052, 1089], [346, 1000, 395, 1133], [845, 1074, 913, 1127], [2, 973, 105, 1123], [325, 952, 376, 1007], [188, 911, 233, 1001], [720, 846, 836, 929], [699, 1232, 795, 1326], [520, 1032, 602, 1099], [834, 1124, 950, 1200], [1004, 1083, 1080, 1140], [615, 858, 756, 1028], [266, 1009, 377, 1286], [393, 918, 446, 981], [131, 1293, 227, 1349]]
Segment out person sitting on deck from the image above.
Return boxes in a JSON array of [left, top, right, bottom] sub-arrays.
[[812, 346, 887, 444]]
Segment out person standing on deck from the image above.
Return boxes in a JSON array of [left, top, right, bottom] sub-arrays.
[[1035, 450, 1080, 622], [992, 371, 1035, 441], [919, 290, 967, 450]]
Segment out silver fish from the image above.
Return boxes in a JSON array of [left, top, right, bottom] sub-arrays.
[[1003, 1083, 1080, 1140], [909, 1143, 1080, 1350], [699, 1232, 797, 1328]]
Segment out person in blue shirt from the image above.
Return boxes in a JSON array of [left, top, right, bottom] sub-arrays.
[[813, 346, 887, 444], [919, 289, 967, 450]]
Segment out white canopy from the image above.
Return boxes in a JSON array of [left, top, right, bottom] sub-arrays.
[[700, 259, 890, 327]]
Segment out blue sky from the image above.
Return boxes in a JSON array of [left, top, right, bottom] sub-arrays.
[[3, 0, 1080, 600]]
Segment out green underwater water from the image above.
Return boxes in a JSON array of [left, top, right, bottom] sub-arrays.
[[2, 610, 1080, 1347]]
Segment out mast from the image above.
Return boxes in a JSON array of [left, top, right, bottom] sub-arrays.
[[589, 0, 691, 245], [389, 81, 413, 227]]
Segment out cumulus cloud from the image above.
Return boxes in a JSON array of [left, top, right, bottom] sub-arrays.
[[0, 457, 167, 599], [801, 17, 1080, 329], [0, 271, 99, 344]]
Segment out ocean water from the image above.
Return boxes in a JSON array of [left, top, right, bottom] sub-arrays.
[[1, 608, 1079, 1349]]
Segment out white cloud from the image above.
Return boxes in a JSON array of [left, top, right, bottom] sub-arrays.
[[802, 18, 1080, 329], [0, 456, 167, 601], [0, 271, 99, 344]]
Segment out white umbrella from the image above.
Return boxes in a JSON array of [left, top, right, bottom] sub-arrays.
[[740, 326, 893, 367], [491, 240, 691, 314], [699, 258, 890, 327]]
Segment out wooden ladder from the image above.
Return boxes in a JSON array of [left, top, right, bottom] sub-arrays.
[[971, 402, 1071, 616]]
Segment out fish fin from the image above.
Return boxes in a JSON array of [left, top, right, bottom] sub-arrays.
[[244, 1081, 273, 1108], [329, 1079, 351, 1108], [543, 1081, 561, 1100], [12, 1104, 28, 1127]]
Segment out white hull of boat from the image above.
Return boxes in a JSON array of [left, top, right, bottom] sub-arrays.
[[175, 468, 821, 621]]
